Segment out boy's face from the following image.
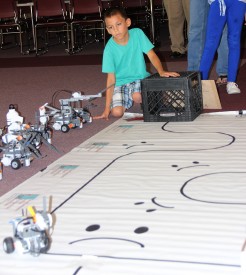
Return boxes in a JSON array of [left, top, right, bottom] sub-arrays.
[[105, 13, 131, 44]]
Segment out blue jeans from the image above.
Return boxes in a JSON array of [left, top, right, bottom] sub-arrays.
[[199, 0, 246, 82], [187, 0, 228, 76]]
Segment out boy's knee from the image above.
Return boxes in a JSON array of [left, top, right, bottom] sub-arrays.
[[111, 106, 125, 118], [132, 92, 142, 104]]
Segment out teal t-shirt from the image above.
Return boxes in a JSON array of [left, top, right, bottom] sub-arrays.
[[102, 28, 154, 86]]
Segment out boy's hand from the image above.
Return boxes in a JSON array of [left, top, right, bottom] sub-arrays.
[[93, 109, 111, 120], [159, 71, 180, 77]]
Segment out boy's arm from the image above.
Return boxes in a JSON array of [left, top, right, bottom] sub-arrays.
[[93, 73, 115, 120], [147, 49, 180, 77]]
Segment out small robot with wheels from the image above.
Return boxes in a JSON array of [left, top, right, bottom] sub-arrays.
[[0, 104, 58, 171], [40, 91, 103, 133], [1, 104, 35, 169], [3, 197, 53, 256]]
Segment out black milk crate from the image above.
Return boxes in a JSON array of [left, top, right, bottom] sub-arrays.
[[141, 71, 203, 122]]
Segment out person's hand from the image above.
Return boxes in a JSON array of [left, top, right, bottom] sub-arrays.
[[159, 71, 180, 77], [93, 109, 111, 120]]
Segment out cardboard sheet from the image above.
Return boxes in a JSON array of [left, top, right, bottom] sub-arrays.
[[202, 80, 222, 109], [0, 113, 245, 275]]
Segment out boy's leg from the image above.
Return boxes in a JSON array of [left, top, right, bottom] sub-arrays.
[[111, 106, 125, 118], [130, 80, 142, 105], [111, 81, 141, 118], [132, 92, 142, 104], [110, 85, 126, 118]]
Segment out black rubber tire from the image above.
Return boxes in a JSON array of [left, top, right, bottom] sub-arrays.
[[3, 237, 15, 254], [11, 158, 22, 170], [61, 124, 69, 133]]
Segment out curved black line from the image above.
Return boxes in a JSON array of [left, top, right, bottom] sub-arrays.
[[69, 237, 144, 248], [181, 172, 246, 205], [152, 197, 174, 209], [125, 144, 154, 149], [177, 165, 210, 171], [46, 252, 240, 268], [51, 153, 134, 213], [51, 126, 235, 213], [162, 123, 236, 150]]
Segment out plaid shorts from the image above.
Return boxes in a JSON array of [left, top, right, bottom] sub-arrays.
[[111, 80, 141, 109]]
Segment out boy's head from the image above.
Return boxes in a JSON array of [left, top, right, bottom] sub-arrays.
[[103, 7, 131, 43], [103, 7, 128, 21]]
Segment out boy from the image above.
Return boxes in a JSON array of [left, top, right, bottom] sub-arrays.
[[94, 7, 179, 120]]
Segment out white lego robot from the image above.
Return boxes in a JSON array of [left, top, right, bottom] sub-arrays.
[[3, 197, 53, 256], [1, 104, 57, 170], [1, 104, 33, 169], [40, 91, 103, 133]]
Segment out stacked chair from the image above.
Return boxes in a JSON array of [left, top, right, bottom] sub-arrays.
[[0, 0, 24, 54], [153, 0, 167, 23], [121, 0, 151, 38], [34, 0, 71, 55], [0, 0, 165, 55], [70, 0, 105, 54]]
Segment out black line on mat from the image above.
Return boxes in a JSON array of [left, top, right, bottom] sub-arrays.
[[152, 197, 174, 208], [46, 252, 240, 269], [51, 125, 236, 214], [73, 266, 82, 275], [69, 237, 144, 248], [181, 171, 246, 205]]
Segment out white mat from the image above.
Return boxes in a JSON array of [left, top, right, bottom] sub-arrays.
[[1, 113, 246, 275]]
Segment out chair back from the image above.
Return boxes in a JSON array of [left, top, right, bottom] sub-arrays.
[[35, 0, 66, 19], [71, 0, 102, 18], [154, 0, 163, 5], [122, 0, 148, 8], [0, 0, 17, 19], [99, 0, 123, 9]]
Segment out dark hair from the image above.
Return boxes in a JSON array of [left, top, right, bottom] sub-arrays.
[[103, 7, 128, 21]]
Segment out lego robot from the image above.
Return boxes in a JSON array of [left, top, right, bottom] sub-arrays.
[[3, 197, 53, 256], [1, 105, 57, 170], [40, 91, 102, 133]]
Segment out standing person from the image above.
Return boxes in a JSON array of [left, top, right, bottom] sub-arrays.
[[199, 0, 246, 94], [163, 0, 190, 58], [93, 7, 179, 120], [188, 0, 229, 85]]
